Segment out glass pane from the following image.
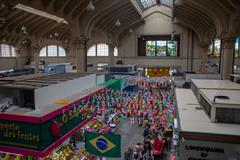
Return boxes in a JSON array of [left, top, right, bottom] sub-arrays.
[[11, 47, 16, 57], [40, 47, 47, 57], [161, 0, 173, 7], [208, 43, 213, 56], [235, 37, 239, 57], [97, 44, 108, 56], [167, 41, 177, 56], [140, 0, 157, 9], [213, 39, 221, 57], [1, 44, 10, 57], [146, 41, 156, 56], [58, 46, 66, 57], [114, 47, 118, 56], [88, 45, 96, 56], [48, 45, 58, 57], [156, 41, 166, 56]]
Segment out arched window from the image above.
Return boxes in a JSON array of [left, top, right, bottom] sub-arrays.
[[87, 45, 96, 56], [87, 43, 109, 57], [208, 38, 221, 58], [0, 44, 16, 57], [97, 43, 108, 56], [40, 45, 66, 57], [114, 47, 118, 56]]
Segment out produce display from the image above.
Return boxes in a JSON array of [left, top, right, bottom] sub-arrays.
[[43, 145, 74, 160], [0, 153, 23, 160], [83, 119, 111, 134]]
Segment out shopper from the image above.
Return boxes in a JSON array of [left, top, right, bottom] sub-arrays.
[[151, 136, 165, 160]]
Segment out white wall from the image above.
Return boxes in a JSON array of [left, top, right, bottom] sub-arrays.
[[118, 7, 203, 72], [0, 44, 29, 70], [34, 74, 96, 108], [39, 57, 70, 65]]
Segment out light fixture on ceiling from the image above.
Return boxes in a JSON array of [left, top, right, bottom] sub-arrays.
[[21, 39, 28, 44], [1, 38, 6, 43], [14, 4, 68, 24], [0, 4, 6, 9], [54, 32, 59, 37], [21, 25, 27, 34], [49, 32, 59, 39], [115, 19, 121, 27], [86, 0, 95, 11], [0, 17, 5, 28], [0, 17, 5, 22], [64, 39, 68, 43], [129, 28, 133, 33]]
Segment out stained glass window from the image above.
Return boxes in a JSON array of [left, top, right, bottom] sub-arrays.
[[235, 37, 239, 57], [167, 41, 177, 56], [146, 40, 178, 57], [156, 41, 167, 56], [146, 41, 156, 56]]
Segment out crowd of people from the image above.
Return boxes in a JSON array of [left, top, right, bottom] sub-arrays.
[[120, 77, 176, 160], [80, 77, 176, 160]]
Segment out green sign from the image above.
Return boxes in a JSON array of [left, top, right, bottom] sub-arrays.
[[0, 120, 42, 150], [85, 131, 121, 157], [0, 103, 90, 151]]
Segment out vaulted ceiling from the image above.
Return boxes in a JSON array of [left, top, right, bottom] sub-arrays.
[[174, 0, 240, 43], [0, 0, 240, 45]]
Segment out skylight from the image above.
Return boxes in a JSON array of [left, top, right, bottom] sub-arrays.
[[136, 0, 173, 10], [14, 4, 68, 24], [140, 0, 157, 9]]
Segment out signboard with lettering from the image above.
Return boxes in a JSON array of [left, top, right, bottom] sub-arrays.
[[0, 120, 42, 150], [179, 139, 240, 160], [0, 103, 88, 151]]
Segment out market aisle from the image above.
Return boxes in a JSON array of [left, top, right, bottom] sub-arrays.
[[107, 118, 145, 160]]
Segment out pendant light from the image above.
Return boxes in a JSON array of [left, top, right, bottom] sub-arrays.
[[86, 0, 95, 11]]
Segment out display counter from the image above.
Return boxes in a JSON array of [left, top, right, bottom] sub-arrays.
[[82, 119, 111, 134], [175, 88, 240, 160], [191, 79, 240, 101], [0, 85, 105, 158]]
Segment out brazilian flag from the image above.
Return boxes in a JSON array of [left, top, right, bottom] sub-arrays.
[[85, 131, 121, 157]]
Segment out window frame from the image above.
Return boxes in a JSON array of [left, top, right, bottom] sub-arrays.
[[235, 37, 240, 58], [87, 45, 96, 56], [87, 43, 109, 57], [208, 38, 221, 58], [0, 43, 16, 57], [138, 35, 180, 57], [39, 45, 66, 57], [114, 47, 118, 57]]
